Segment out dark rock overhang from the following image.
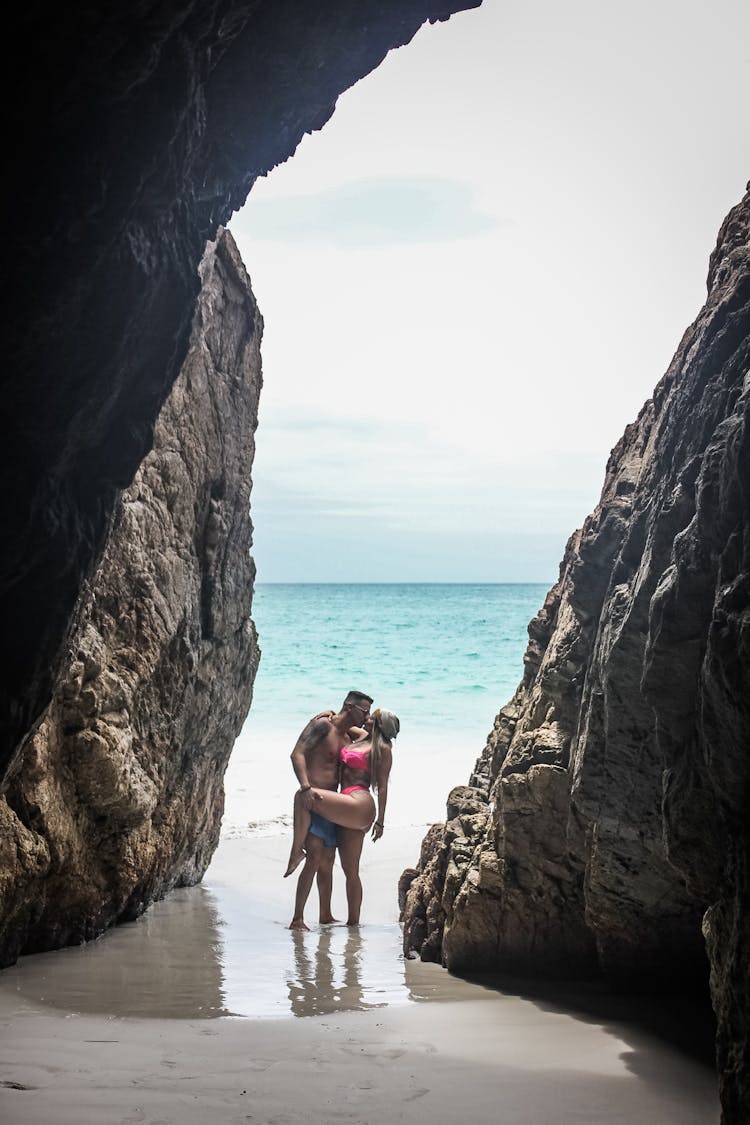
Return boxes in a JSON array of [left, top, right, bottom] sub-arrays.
[[0, 0, 479, 778]]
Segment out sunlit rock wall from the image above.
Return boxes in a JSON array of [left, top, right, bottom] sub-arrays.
[[0, 230, 261, 964], [402, 186, 750, 1122]]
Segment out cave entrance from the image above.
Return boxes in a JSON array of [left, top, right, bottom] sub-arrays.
[[220, 0, 746, 837]]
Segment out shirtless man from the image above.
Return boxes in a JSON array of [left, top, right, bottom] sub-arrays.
[[286, 690, 373, 931]]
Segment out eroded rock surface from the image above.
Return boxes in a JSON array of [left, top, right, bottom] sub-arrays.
[[0, 230, 261, 963], [402, 186, 750, 1121]]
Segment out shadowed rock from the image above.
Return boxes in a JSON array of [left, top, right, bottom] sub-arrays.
[[1, 0, 479, 780]]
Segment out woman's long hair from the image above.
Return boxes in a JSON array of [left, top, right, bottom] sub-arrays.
[[369, 709, 399, 791]]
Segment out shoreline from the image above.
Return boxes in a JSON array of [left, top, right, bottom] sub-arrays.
[[222, 724, 487, 839], [0, 829, 719, 1123]]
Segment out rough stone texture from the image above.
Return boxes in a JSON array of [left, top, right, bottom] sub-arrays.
[[1, 0, 478, 780], [402, 187, 750, 1122], [0, 229, 261, 964]]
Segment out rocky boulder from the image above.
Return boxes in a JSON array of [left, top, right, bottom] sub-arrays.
[[0, 229, 261, 964]]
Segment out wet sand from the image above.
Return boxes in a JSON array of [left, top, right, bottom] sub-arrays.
[[0, 828, 719, 1124]]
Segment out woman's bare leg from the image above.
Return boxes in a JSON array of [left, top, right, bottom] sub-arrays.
[[289, 834, 326, 929], [338, 827, 365, 925], [309, 788, 375, 831], [284, 790, 311, 877]]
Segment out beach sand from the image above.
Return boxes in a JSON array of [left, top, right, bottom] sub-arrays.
[[0, 827, 719, 1124]]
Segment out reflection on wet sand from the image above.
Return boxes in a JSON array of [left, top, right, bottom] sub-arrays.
[[14, 832, 703, 1032], [0, 877, 413, 1021], [1, 885, 232, 1018], [0, 830, 722, 1125], [288, 926, 396, 1017]]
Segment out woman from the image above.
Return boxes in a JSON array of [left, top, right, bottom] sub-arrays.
[[287, 709, 399, 925]]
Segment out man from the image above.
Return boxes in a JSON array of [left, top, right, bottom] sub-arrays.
[[286, 690, 373, 931]]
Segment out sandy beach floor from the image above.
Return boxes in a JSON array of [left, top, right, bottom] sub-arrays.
[[0, 827, 719, 1124]]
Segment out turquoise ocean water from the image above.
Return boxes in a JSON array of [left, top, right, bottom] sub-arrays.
[[223, 583, 549, 835]]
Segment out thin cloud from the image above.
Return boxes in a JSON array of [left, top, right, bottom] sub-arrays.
[[233, 176, 501, 246], [259, 408, 422, 439]]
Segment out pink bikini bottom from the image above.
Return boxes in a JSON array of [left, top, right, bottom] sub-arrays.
[[341, 785, 369, 796]]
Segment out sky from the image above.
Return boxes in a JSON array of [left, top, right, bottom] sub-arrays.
[[228, 0, 750, 584]]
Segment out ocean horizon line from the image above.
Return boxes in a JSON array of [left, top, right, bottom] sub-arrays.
[[253, 580, 554, 587]]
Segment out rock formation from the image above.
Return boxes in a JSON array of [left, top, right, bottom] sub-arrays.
[[1, 0, 478, 780], [0, 229, 261, 964], [0, 0, 476, 980], [402, 186, 750, 1121]]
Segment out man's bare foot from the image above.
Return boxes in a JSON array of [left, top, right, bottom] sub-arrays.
[[283, 849, 305, 878], [289, 918, 310, 931], [319, 915, 340, 925], [346, 920, 361, 927]]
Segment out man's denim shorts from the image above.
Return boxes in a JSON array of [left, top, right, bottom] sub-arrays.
[[308, 811, 338, 849]]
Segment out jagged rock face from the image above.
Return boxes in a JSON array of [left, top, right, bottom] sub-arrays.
[[1, 0, 477, 780], [402, 188, 750, 1121], [0, 230, 261, 964]]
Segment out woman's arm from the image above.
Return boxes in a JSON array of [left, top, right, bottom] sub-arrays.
[[371, 744, 393, 841]]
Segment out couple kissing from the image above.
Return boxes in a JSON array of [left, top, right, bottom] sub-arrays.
[[284, 691, 399, 930]]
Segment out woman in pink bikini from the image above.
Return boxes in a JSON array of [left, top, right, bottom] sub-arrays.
[[288, 709, 399, 925]]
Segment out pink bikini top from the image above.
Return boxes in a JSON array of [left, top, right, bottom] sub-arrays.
[[340, 744, 370, 771]]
